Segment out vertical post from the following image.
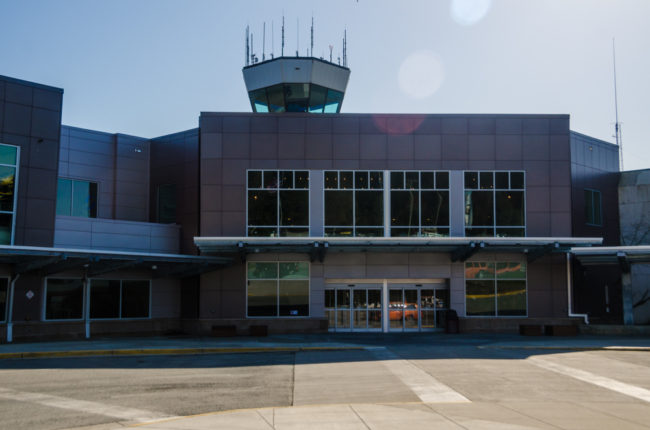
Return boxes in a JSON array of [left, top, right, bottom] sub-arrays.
[[6, 274, 19, 343], [382, 279, 388, 333], [383, 171, 390, 237], [84, 276, 90, 339], [621, 271, 634, 325]]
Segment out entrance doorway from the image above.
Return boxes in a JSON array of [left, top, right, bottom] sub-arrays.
[[325, 280, 449, 333], [325, 283, 383, 332]]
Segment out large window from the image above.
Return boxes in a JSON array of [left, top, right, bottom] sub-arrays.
[[465, 262, 527, 317], [324, 171, 384, 237], [248, 83, 344, 113], [247, 170, 309, 237], [0, 144, 19, 245], [90, 280, 150, 319], [390, 171, 449, 237], [45, 278, 84, 320], [584, 189, 602, 226], [464, 171, 525, 237], [56, 178, 98, 218], [0, 278, 7, 322], [247, 262, 309, 317]]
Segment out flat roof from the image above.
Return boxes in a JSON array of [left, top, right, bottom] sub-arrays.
[[571, 246, 650, 265]]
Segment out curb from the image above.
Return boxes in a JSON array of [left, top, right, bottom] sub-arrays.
[[478, 345, 650, 352], [0, 346, 365, 360]]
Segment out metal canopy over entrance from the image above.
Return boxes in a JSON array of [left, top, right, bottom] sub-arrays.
[[0, 245, 232, 278], [196, 236, 602, 263]]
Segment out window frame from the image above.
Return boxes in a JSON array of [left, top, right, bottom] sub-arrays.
[[89, 279, 152, 320], [156, 183, 177, 224], [584, 188, 603, 227], [323, 170, 385, 237], [246, 170, 310, 237], [389, 170, 450, 237], [463, 260, 528, 318], [246, 261, 311, 318], [0, 143, 20, 245], [43, 277, 152, 321], [463, 170, 526, 237], [56, 177, 99, 218]]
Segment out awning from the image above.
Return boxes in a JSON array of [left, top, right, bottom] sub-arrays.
[[571, 246, 650, 273], [0, 245, 232, 278], [195, 236, 602, 263]]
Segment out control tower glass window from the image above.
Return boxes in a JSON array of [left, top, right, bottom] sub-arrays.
[[248, 84, 343, 114]]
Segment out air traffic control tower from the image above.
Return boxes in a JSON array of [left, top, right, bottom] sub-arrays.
[[242, 23, 351, 113]]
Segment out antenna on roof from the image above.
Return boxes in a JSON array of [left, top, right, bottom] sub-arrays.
[[329, 45, 333, 62], [343, 28, 347, 67], [310, 16, 314, 57], [245, 25, 250, 66], [281, 15, 285, 57], [613, 38, 624, 170], [262, 22, 266, 61], [296, 17, 299, 56], [271, 21, 274, 59]]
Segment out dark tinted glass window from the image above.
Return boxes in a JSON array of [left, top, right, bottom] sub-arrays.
[[121, 281, 150, 318], [405, 172, 419, 189], [248, 191, 277, 226], [157, 184, 176, 224], [248, 171, 262, 188], [0, 213, 11, 245], [56, 179, 72, 216], [285, 84, 310, 112], [279, 280, 309, 316], [324, 171, 338, 189], [324, 89, 343, 113], [510, 172, 525, 189], [355, 171, 368, 189], [295, 171, 309, 188], [355, 191, 383, 226], [495, 172, 509, 189], [325, 191, 353, 226], [466, 280, 495, 316], [391, 171, 404, 189], [420, 172, 434, 189], [0, 146, 17, 165], [497, 280, 527, 316], [0, 166, 16, 212], [421, 191, 449, 226], [263, 171, 278, 188], [369, 172, 383, 189], [340, 171, 353, 189], [391, 191, 419, 227], [57, 179, 97, 218], [90, 280, 120, 319], [435, 172, 449, 189], [464, 191, 494, 226], [309, 84, 327, 113], [280, 171, 293, 188], [465, 172, 479, 189], [266, 84, 285, 112], [495, 191, 525, 226], [585, 189, 602, 226], [46, 279, 83, 320], [249, 89, 269, 113], [279, 191, 309, 226], [480, 172, 493, 189]]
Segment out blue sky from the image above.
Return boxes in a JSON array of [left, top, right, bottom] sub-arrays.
[[1, 0, 649, 170]]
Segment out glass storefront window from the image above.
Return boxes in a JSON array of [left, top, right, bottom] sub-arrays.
[[465, 261, 527, 317], [56, 178, 98, 218], [0, 144, 19, 245], [247, 170, 309, 237], [247, 262, 309, 317], [45, 279, 84, 320], [464, 171, 525, 237]]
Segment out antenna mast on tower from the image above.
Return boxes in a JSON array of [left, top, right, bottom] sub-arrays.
[[613, 38, 624, 170], [310, 17, 314, 57], [281, 15, 285, 56], [245, 25, 250, 66]]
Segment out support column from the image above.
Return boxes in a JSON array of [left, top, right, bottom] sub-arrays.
[[6, 274, 20, 343], [622, 271, 634, 325], [83, 277, 91, 339]]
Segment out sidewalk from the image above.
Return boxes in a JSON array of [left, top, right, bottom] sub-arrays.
[[1, 332, 649, 359]]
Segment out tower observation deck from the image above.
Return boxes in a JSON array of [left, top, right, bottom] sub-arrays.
[[243, 57, 350, 113]]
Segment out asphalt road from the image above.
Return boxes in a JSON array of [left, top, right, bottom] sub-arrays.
[[0, 342, 649, 429]]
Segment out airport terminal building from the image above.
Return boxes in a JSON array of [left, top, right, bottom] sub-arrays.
[[0, 56, 625, 341]]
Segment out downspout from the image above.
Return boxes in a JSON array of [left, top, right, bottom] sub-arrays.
[[566, 253, 589, 324], [6, 273, 20, 343]]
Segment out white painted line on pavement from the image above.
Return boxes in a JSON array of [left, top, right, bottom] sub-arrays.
[[528, 356, 650, 403], [367, 347, 470, 403], [0, 387, 178, 423]]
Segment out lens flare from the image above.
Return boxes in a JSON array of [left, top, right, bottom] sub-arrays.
[[450, 0, 492, 26], [397, 50, 445, 100]]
